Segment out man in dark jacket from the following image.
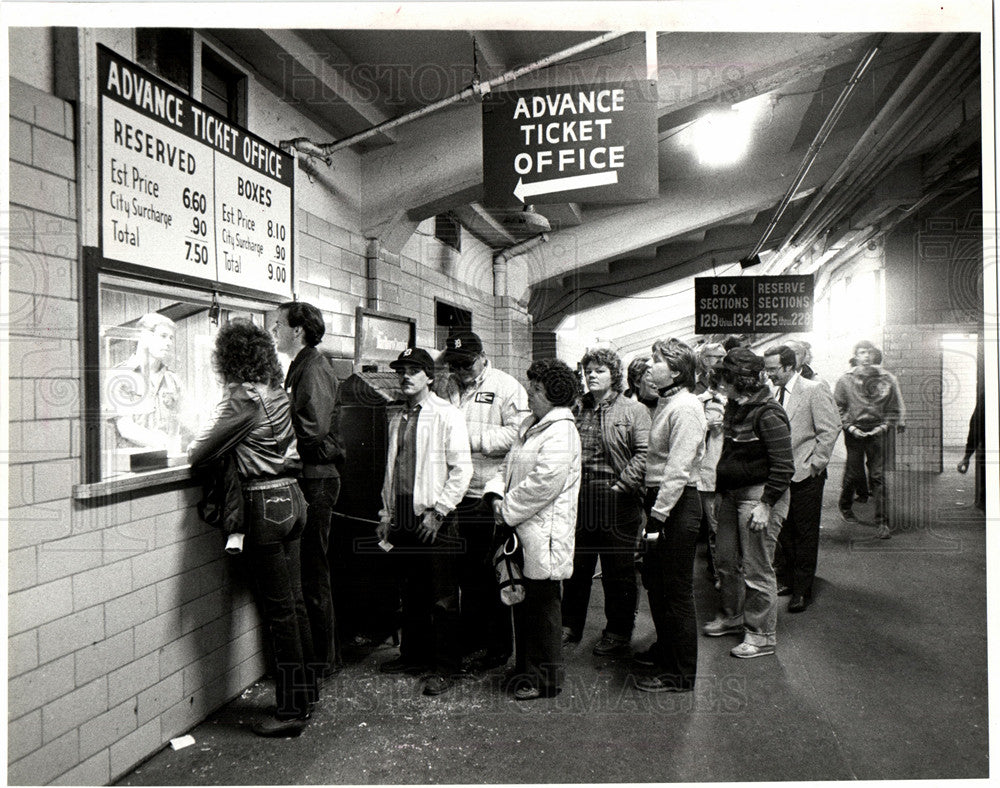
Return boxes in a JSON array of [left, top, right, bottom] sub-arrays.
[[273, 301, 345, 677]]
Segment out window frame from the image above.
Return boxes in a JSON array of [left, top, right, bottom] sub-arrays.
[[79, 249, 286, 491], [434, 298, 473, 351], [198, 41, 248, 127]]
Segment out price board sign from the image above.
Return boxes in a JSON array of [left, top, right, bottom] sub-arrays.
[[98, 45, 293, 298], [695, 275, 813, 334]]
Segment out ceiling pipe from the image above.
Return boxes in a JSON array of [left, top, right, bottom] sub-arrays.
[[494, 233, 549, 298], [741, 39, 883, 264], [280, 31, 633, 162], [806, 165, 977, 296], [768, 34, 970, 271], [793, 39, 979, 253]]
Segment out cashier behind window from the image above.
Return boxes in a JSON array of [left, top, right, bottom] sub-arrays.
[[107, 312, 184, 451]]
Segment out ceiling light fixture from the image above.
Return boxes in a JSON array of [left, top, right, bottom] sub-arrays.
[[694, 109, 747, 167], [691, 93, 771, 168]]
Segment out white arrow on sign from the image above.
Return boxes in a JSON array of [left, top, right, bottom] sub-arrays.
[[513, 171, 619, 202]]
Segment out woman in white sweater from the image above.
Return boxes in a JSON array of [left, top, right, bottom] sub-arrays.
[[635, 338, 706, 693], [486, 359, 582, 700]]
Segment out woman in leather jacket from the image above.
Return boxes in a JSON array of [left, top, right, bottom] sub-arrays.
[[188, 320, 314, 738], [561, 348, 650, 656]]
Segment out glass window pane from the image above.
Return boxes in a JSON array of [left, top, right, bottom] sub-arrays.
[[98, 278, 266, 480]]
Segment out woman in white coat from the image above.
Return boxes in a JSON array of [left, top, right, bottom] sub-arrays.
[[486, 359, 582, 700]]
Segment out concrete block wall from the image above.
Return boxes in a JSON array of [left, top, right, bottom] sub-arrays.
[[941, 337, 979, 448], [8, 77, 266, 785], [883, 324, 945, 473], [293, 210, 533, 376], [494, 298, 533, 381], [370, 246, 499, 358], [294, 206, 368, 359]]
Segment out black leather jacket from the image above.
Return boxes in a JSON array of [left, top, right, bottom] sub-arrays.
[[284, 346, 344, 477], [188, 382, 300, 479]]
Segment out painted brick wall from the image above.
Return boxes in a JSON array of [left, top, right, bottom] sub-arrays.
[[883, 324, 941, 473], [941, 338, 979, 448], [294, 206, 368, 359], [8, 77, 266, 786]]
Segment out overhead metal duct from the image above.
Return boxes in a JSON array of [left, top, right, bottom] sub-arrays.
[[279, 31, 634, 162]]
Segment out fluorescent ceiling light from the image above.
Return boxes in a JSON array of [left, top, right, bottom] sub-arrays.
[[691, 93, 771, 168]]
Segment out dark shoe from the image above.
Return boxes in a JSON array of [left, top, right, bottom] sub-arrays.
[[379, 657, 426, 675], [840, 509, 859, 523], [788, 595, 808, 613], [468, 652, 511, 672], [633, 675, 690, 693], [422, 675, 452, 696], [252, 714, 308, 738], [513, 685, 560, 701], [633, 647, 658, 667], [266, 704, 314, 721], [776, 584, 792, 596], [592, 632, 630, 657], [561, 627, 581, 647]]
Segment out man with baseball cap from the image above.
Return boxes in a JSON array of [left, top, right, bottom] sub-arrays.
[[376, 348, 472, 695], [440, 330, 529, 672]]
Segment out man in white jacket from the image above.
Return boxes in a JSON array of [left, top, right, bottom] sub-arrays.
[[376, 348, 472, 696], [440, 330, 529, 672]]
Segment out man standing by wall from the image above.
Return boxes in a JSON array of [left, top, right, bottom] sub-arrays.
[[764, 346, 840, 612], [376, 348, 472, 695], [272, 302, 345, 679], [834, 340, 906, 539], [440, 330, 528, 672]]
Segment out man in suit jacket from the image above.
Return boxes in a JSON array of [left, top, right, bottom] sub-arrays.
[[764, 345, 841, 613]]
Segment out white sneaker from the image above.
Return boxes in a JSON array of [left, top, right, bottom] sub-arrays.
[[702, 616, 743, 637], [730, 641, 775, 659]]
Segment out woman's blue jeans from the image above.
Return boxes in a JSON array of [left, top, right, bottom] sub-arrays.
[[244, 479, 315, 719]]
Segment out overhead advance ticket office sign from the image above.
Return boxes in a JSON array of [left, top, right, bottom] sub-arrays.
[[695, 274, 814, 334], [98, 45, 293, 299], [482, 81, 658, 207]]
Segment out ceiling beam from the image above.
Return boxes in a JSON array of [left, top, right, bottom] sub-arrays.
[[515, 125, 864, 295], [452, 202, 518, 248], [655, 33, 877, 136], [210, 29, 398, 145], [530, 205, 810, 330], [468, 31, 510, 76]]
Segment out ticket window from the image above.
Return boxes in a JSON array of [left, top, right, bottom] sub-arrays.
[[97, 275, 269, 481]]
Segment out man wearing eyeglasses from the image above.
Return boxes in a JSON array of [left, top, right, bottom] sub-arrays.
[[440, 330, 529, 673]]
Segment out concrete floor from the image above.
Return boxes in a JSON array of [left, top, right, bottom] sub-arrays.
[[117, 449, 988, 784]]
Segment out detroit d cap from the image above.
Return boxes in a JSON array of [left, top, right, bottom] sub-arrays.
[[388, 347, 435, 376], [441, 330, 484, 363]]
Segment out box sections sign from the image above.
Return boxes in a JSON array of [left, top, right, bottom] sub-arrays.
[[695, 275, 814, 334], [98, 45, 294, 299], [482, 81, 658, 207]]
